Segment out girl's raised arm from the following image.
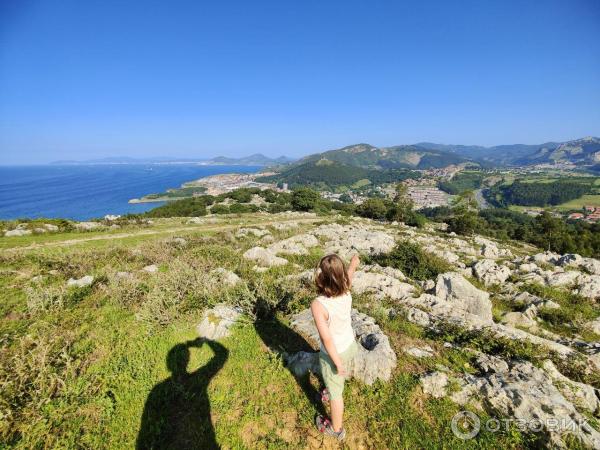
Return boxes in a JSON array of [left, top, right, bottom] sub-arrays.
[[347, 254, 360, 285]]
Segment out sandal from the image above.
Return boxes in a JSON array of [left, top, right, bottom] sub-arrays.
[[315, 415, 346, 441]]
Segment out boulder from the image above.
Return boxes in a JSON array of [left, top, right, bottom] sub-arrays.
[[472, 259, 511, 286], [351, 270, 415, 301], [288, 308, 397, 385], [434, 273, 493, 322], [243, 247, 288, 267], [43, 223, 59, 232], [209, 268, 241, 287], [75, 221, 102, 231], [405, 345, 434, 358], [542, 360, 600, 414], [531, 251, 560, 266], [142, 264, 159, 273], [420, 371, 448, 398], [236, 227, 269, 238], [557, 253, 584, 267], [4, 229, 32, 237], [546, 270, 581, 287], [575, 275, 600, 300], [196, 304, 243, 340], [67, 275, 94, 288]]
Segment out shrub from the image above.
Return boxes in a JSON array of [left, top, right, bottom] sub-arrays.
[[210, 204, 230, 214], [369, 241, 452, 281], [356, 198, 388, 219], [291, 187, 320, 211]]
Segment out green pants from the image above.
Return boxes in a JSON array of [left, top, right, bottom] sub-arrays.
[[319, 341, 358, 400]]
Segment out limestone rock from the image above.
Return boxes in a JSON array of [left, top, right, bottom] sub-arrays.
[[243, 246, 288, 267], [75, 221, 102, 231], [351, 270, 415, 301], [405, 345, 434, 358], [142, 264, 159, 273], [289, 308, 397, 385], [434, 272, 493, 322], [4, 229, 31, 237], [67, 275, 94, 288], [466, 354, 600, 449], [196, 304, 243, 340], [420, 371, 448, 398], [43, 223, 59, 232], [472, 259, 511, 286], [542, 360, 600, 414], [210, 268, 241, 287]]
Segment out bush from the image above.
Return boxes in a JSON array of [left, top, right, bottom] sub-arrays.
[[228, 203, 259, 214], [356, 198, 388, 219], [291, 187, 320, 211], [368, 241, 452, 280], [447, 210, 481, 235], [210, 204, 230, 214]]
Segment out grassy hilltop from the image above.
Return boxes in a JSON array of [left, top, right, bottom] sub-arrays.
[[0, 212, 540, 449]]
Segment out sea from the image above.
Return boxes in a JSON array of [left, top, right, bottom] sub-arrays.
[[0, 164, 261, 221]]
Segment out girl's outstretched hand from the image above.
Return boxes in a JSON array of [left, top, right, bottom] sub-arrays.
[[350, 254, 360, 268]]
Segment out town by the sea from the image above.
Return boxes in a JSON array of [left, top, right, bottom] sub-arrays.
[[0, 164, 260, 221]]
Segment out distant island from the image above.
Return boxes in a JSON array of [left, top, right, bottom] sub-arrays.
[[51, 153, 295, 166]]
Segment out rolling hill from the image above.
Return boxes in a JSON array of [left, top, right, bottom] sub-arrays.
[[255, 158, 420, 191], [296, 143, 473, 170]]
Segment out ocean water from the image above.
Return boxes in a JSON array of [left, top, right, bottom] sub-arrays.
[[0, 164, 260, 221]]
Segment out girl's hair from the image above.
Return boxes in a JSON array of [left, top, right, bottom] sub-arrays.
[[315, 254, 350, 297]]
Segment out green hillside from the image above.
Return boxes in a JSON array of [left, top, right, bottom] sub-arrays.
[[297, 143, 472, 170], [256, 159, 420, 191]]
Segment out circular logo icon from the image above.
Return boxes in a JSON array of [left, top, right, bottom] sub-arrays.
[[451, 411, 481, 440]]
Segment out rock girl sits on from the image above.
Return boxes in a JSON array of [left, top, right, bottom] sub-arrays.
[[311, 253, 360, 441]]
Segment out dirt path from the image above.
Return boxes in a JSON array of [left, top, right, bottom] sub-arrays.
[[2, 217, 322, 252]]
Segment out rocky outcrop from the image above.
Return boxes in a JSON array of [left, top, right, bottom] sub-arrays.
[[196, 304, 243, 340], [420, 371, 448, 398], [288, 308, 397, 385], [434, 272, 493, 322], [75, 221, 102, 231], [312, 223, 395, 259], [472, 259, 511, 286], [243, 246, 288, 267], [352, 268, 415, 301], [4, 229, 32, 237], [454, 354, 600, 449], [267, 233, 319, 256], [209, 268, 241, 287], [67, 275, 94, 288]]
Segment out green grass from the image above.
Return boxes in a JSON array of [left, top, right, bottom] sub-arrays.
[[555, 194, 600, 211], [0, 218, 559, 448]]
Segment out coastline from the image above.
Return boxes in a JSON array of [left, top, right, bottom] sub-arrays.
[[129, 170, 279, 203]]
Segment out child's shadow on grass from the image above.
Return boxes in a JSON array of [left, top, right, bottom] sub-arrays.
[[136, 338, 228, 450], [254, 313, 326, 418]]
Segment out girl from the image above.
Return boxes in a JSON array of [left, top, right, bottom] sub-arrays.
[[311, 253, 359, 441]]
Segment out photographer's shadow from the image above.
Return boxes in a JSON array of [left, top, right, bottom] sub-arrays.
[[254, 312, 326, 417], [136, 338, 228, 450]]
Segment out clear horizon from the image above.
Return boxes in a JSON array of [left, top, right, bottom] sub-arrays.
[[1, 0, 599, 164]]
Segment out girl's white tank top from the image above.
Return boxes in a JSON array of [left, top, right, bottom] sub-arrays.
[[316, 292, 355, 354]]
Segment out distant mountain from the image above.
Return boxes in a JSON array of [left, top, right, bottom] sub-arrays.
[[415, 137, 600, 167], [51, 154, 294, 166], [512, 137, 600, 166], [207, 153, 294, 166], [296, 143, 472, 170]]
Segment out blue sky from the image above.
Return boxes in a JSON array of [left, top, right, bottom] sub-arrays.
[[1, 0, 599, 164]]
